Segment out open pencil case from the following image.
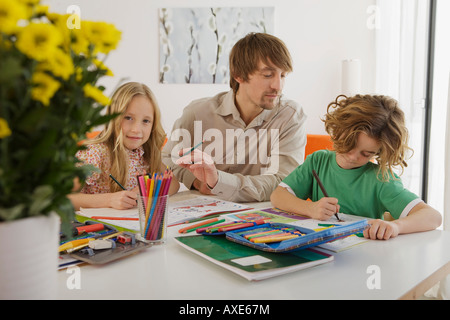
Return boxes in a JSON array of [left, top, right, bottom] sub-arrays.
[[224, 220, 369, 253]]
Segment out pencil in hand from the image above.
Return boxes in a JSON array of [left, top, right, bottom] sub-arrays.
[[312, 169, 342, 222], [109, 174, 126, 190], [181, 140, 205, 157]]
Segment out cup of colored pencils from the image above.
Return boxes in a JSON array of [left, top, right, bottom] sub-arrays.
[[136, 169, 173, 243]]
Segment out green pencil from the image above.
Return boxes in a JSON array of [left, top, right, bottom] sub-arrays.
[[186, 219, 226, 233], [182, 140, 204, 156], [109, 174, 125, 190]]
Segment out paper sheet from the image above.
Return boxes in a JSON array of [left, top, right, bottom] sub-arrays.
[[167, 196, 250, 226]]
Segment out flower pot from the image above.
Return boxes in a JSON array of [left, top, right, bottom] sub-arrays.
[[0, 212, 59, 299]]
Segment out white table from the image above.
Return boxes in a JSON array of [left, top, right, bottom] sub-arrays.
[[57, 191, 450, 300]]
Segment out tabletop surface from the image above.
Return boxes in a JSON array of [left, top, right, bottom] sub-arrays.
[[57, 191, 450, 300]]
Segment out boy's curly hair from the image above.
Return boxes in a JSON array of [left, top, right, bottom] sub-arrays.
[[323, 94, 412, 181]]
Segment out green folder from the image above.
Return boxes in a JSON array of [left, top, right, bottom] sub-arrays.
[[174, 235, 333, 281]]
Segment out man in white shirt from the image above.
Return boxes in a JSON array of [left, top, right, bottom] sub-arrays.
[[162, 33, 306, 202]]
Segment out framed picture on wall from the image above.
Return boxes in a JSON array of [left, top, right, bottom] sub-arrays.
[[159, 7, 274, 84]]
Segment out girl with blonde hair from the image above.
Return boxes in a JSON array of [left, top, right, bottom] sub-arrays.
[[70, 82, 179, 210]]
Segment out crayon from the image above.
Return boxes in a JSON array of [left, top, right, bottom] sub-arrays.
[[245, 230, 286, 240], [251, 234, 299, 243]]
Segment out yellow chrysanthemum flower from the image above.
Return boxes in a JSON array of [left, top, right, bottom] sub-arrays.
[[35, 5, 49, 15], [46, 12, 71, 51], [74, 66, 83, 82], [0, 0, 28, 35], [0, 118, 12, 139], [15, 22, 62, 61], [83, 83, 111, 106], [92, 58, 114, 77], [70, 27, 89, 55], [31, 71, 61, 106], [38, 48, 74, 80], [82, 21, 121, 54], [17, 0, 41, 5]]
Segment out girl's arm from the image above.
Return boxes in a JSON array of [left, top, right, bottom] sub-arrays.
[[68, 178, 139, 210], [364, 202, 442, 240], [270, 186, 339, 220], [68, 189, 139, 211]]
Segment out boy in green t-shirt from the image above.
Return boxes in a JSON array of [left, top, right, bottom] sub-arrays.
[[271, 94, 441, 240]]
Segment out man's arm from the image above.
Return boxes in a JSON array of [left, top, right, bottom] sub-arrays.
[[209, 114, 306, 202], [174, 107, 307, 202]]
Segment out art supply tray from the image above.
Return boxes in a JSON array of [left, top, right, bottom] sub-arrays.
[[224, 221, 368, 253], [60, 221, 152, 265], [69, 234, 152, 264]]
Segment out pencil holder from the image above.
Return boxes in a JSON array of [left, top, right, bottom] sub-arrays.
[[137, 194, 169, 244]]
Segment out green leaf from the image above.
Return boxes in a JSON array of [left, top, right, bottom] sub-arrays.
[[29, 185, 54, 216], [0, 204, 25, 221], [54, 197, 76, 238], [90, 112, 120, 127], [0, 56, 22, 84]]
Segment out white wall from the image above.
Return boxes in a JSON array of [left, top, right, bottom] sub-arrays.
[[44, 0, 376, 135]]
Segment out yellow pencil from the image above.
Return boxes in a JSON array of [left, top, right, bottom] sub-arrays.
[[251, 234, 299, 244], [59, 238, 94, 252]]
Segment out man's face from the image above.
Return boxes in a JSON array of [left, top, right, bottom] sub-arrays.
[[235, 60, 287, 111]]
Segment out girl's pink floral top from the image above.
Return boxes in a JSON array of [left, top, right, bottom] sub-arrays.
[[76, 143, 148, 194]]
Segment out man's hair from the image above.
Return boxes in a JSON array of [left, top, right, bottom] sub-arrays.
[[229, 32, 293, 93], [324, 94, 412, 181]]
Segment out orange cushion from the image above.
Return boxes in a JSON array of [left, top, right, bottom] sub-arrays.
[[305, 134, 333, 159]]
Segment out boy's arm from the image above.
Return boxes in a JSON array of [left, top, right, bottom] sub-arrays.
[[364, 202, 442, 240], [270, 185, 339, 220]]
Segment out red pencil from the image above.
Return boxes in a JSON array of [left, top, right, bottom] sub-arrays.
[[91, 216, 139, 221]]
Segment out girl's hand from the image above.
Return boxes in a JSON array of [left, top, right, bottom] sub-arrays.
[[364, 218, 400, 240], [109, 190, 138, 209], [310, 197, 340, 220]]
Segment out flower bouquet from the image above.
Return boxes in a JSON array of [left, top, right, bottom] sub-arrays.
[[0, 0, 121, 235]]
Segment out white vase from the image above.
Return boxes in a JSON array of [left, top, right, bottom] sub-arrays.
[[0, 212, 59, 299]]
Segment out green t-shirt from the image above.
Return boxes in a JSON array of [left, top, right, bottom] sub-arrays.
[[281, 150, 419, 219]]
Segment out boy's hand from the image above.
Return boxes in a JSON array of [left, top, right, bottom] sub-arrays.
[[311, 197, 340, 220], [364, 218, 400, 240]]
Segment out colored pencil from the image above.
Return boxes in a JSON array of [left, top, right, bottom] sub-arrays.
[[109, 174, 126, 190], [182, 140, 205, 157], [136, 169, 173, 241], [312, 169, 341, 221], [91, 216, 139, 221], [178, 217, 220, 234], [185, 219, 226, 234]]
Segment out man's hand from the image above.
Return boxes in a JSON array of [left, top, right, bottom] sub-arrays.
[[176, 149, 218, 190]]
